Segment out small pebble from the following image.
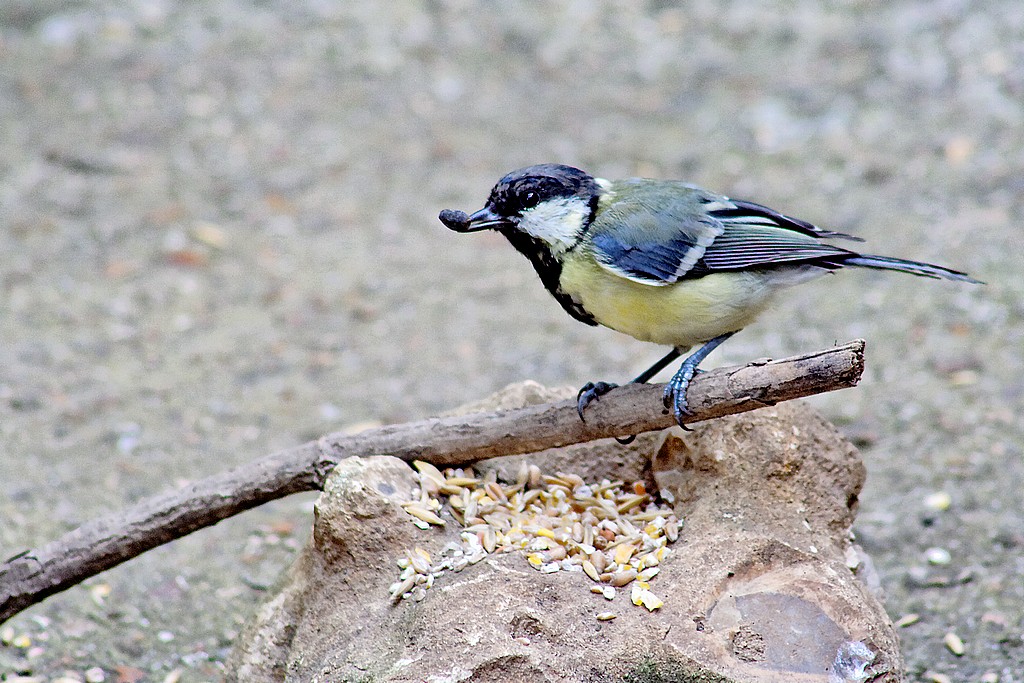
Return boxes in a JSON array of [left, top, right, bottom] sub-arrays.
[[156, 630, 175, 642], [943, 631, 965, 656], [949, 369, 978, 386], [84, 668, 106, 683], [980, 672, 999, 683], [924, 547, 952, 565], [844, 545, 862, 570], [89, 583, 112, 604], [923, 673, 951, 683], [191, 220, 227, 249], [894, 613, 920, 628], [981, 611, 1008, 627], [924, 491, 952, 511], [596, 612, 617, 621]]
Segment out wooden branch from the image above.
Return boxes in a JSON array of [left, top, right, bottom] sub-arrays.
[[0, 340, 864, 624]]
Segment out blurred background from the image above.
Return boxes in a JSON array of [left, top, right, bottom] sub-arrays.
[[1, 1, 1021, 680]]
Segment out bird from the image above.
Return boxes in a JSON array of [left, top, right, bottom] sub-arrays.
[[439, 163, 981, 430]]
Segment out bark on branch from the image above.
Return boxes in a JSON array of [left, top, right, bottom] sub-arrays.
[[0, 340, 865, 624]]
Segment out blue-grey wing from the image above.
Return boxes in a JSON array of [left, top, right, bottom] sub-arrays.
[[700, 200, 860, 272], [589, 182, 726, 286], [590, 183, 860, 284], [590, 220, 724, 285]]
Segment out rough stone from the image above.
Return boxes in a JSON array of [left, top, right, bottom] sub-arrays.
[[227, 385, 901, 682]]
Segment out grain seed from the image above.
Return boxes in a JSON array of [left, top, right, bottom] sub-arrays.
[[613, 543, 635, 566], [516, 462, 530, 488], [389, 576, 416, 602], [413, 460, 445, 486], [404, 503, 446, 527], [393, 464, 680, 608], [943, 632, 965, 656], [638, 567, 660, 581], [609, 569, 637, 587], [445, 476, 480, 487], [528, 464, 542, 488]]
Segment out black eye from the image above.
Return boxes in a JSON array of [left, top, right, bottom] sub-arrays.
[[525, 191, 537, 205]]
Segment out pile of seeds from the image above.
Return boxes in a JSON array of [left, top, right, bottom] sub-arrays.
[[389, 460, 680, 616]]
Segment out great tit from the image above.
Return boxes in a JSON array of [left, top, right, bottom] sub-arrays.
[[440, 164, 980, 428]]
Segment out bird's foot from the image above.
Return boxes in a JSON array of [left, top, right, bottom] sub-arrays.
[[576, 381, 618, 421], [662, 366, 704, 431], [659, 331, 735, 430], [577, 381, 638, 445]]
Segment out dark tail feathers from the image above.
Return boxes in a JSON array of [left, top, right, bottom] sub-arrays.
[[843, 254, 983, 284]]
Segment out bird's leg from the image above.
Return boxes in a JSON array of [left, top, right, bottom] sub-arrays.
[[629, 347, 682, 384], [576, 347, 683, 420], [663, 331, 736, 427]]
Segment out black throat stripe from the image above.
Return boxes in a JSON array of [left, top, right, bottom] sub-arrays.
[[498, 227, 597, 326]]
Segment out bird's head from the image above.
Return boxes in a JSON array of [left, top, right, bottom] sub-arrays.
[[441, 164, 605, 254]]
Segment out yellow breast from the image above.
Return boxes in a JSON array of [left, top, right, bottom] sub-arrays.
[[559, 253, 777, 348]]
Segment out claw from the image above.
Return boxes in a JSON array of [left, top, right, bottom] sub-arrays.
[[663, 365, 697, 430], [579, 381, 636, 443], [576, 381, 618, 421], [661, 382, 675, 411]]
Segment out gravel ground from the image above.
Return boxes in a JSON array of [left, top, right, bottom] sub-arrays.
[[1, 1, 1021, 681]]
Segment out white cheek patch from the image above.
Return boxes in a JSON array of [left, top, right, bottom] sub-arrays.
[[517, 197, 589, 253]]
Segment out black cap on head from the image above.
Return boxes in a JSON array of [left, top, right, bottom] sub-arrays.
[[487, 164, 599, 218]]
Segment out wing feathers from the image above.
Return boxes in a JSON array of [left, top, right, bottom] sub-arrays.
[[592, 234, 689, 285], [713, 200, 863, 242], [589, 183, 860, 285], [700, 226, 857, 270]]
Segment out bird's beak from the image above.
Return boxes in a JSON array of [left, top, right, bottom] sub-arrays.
[[463, 207, 514, 232]]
